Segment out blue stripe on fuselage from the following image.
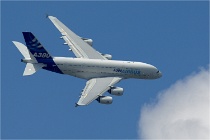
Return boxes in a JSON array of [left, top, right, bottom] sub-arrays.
[[36, 58, 63, 74]]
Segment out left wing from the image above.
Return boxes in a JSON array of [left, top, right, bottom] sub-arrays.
[[48, 16, 106, 60], [77, 77, 122, 106]]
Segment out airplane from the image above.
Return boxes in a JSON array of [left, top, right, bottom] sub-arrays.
[[13, 16, 162, 107]]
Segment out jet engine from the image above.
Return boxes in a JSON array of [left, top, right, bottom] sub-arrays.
[[81, 38, 93, 46], [96, 96, 113, 104], [108, 87, 123, 96], [101, 54, 112, 60]]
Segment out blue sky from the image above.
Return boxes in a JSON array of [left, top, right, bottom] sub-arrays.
[[1, 1, 209, 139]]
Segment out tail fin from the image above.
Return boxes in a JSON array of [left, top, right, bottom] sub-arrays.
[[13, 32, 62, 76], [12, 33, 49, 76], [22, 32, 52, 63]]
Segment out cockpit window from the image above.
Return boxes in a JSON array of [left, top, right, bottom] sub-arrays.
[[156, 70, 159, 73]]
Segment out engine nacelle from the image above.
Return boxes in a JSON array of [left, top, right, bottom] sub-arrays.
[[108, 87, 123, 96], [82, 38, 93, 46], [96, 96, 113, 104], [102, 54, 112, 60]]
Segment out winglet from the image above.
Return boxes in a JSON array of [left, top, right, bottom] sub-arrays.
[[46, 13, 49, 18], [75, 103, 79, 107]]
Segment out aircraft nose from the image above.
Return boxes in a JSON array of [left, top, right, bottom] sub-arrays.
[[158, 71, 162, 78], [146, 64, 162, 79], [155, 69, 162, 79]]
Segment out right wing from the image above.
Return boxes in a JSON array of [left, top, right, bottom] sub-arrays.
[[77, 77, 122, 106], [48, 16, 106, 60]]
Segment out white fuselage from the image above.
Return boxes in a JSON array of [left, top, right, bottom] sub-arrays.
[[52, 57, 162, 80]]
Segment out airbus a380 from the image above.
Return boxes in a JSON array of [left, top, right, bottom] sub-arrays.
[[13, 16, 162, 106]]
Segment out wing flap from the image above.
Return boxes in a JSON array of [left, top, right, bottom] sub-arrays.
[[62, 35, 84, 58], [77, 77, 122, 106]]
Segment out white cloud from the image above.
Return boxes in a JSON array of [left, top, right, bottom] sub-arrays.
[[138, 66, 210, 139]]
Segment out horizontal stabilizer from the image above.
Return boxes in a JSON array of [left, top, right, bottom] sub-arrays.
[[23, 63, 45, 76], [12, 41, 31, 58]]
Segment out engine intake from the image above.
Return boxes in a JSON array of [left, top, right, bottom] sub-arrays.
[[96, 96, 113, 104], [108, 87, 123, 96]]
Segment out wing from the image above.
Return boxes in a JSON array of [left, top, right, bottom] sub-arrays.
[[48, 16, 106, 60], [76, 77, 122, 106]]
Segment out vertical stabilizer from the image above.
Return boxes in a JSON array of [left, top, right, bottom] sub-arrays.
[[13, 32, 62, 76], [22, 32, 52, 62]]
